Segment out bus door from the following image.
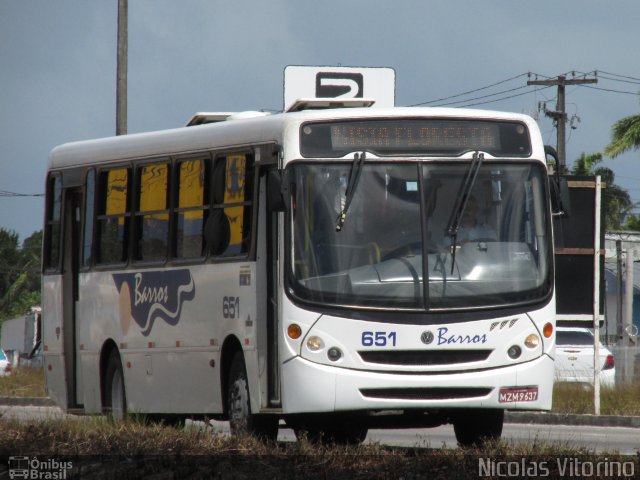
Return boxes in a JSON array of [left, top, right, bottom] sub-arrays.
[[259, 164, 282, 407], [61, 187, 83, 408]]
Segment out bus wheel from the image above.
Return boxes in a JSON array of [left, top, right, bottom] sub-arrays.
[[452, 409, 503, 447], [227, 351, 278, 442], [104, 349, 127, 421]]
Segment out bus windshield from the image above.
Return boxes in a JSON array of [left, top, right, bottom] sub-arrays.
[[287, 160, 552, 311]]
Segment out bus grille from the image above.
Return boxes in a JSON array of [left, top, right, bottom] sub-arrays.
[[360, 387, 493, 401], [357, 349, 492, 366]]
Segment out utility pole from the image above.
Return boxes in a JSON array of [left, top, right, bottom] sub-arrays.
[[527, 73, 597, 172], [116, 0, 128, 136]]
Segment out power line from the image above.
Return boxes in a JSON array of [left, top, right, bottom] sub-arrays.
[[528, 74, 598, 171], [408, 72, 529, 106], [435, 84, 530, 107], [598, 70, 640, 83], [454, 86, 553, 108], [578, 84, 639, 96], [0, 190, 43, 197]]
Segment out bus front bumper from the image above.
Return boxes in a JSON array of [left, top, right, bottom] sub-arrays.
[[280, 354, 554, 413]]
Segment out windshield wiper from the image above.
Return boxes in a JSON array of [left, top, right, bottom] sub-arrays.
[[445, 151, 484, 273], [335, 152, 366, 232]]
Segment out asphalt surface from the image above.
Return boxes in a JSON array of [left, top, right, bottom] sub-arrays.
[[1, 396, 639, 428]]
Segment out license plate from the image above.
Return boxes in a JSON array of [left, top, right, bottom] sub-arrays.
[[498, 386, 538, 403]]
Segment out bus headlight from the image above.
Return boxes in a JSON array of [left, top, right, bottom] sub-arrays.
[[507, 345, 522, 359], [306, 336, 324, 351], [524, 334, 540, 349], [327, 347, 342, 362]]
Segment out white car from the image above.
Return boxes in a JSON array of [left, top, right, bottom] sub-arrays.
[[555, 327, 615, 387], [0, 349, 12, 376]]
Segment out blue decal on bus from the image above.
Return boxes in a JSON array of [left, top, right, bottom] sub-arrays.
[[112, 269, 195, 336]]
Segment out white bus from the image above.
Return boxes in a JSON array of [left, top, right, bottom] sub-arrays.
[[43, 105, 555, 445]]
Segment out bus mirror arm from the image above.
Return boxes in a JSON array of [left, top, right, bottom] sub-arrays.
[[550, 176, 571, 218], [267, 169, 288, 212]]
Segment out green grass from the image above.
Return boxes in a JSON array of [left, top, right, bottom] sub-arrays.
[[0, 366, 46, 397], [0, 416, 635, 479], [552, 382, 640, 416]]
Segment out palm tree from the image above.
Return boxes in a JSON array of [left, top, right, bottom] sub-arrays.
[[604, 113, 640, 158]]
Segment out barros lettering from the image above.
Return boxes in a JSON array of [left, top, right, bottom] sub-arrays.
[[113, 269, 196, 336], [437, 326, 487, 345], [135, 272, 169, 306], [478, 457, 635, 477]]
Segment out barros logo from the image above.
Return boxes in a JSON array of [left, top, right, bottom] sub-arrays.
[[315, 72, 363, 99], [113, 269, 195, 336]]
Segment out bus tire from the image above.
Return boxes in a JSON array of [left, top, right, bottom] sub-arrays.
[[227, 351, 278, 442], [453, 409, 503, 447], [104, 349, 127, 421]]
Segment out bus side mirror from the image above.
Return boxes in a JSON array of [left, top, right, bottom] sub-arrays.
[[267, 170, 288, 212], [550, 177, 571, 218]]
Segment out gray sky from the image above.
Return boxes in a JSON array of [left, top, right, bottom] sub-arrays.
[[1, 0, 639, 242]]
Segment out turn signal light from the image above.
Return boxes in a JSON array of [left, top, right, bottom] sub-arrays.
[[287, 323, 302, 339], [543, 323, 553, 338]]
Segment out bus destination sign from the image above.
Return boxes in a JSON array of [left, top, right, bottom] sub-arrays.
[[300, 119, 531, 157]]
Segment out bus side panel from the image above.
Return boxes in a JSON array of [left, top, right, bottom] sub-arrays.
[[79, 351, 101, 413], [42, 275, 68, 409], [76, 263, 257, 414]]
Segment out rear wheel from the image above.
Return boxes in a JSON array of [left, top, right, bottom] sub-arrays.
[[227, 351, 278, 441], [104, 349, 126, 421], [452, 409, 503, 447]]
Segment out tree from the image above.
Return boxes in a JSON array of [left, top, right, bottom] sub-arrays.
[[570, 152, 633, 230], [604, 114, 640, 159], [0, 228, 42, 320], [603, 100, 640, 231]]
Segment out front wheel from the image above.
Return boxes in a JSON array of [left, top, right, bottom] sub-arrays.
[[227, 351, 278, 441], [452, 409, 503, 447], [104, 349, 126, 421]]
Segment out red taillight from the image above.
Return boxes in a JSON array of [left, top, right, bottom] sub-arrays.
[[4, 363, 12, 373], [603, 354, 615, 370]]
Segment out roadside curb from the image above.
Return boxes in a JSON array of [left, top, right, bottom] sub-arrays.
[[506, 411, 640, 428], [0, 396, 56, 407]]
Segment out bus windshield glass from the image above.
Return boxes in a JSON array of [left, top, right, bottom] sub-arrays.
[[288, 161, 552, 311], [300, 119, 531, 157]]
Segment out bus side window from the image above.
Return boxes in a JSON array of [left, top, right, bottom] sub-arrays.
[[207, 153, 254, 257], [44, 174, 63, 271], [134, 162, 170, 262], [96, 167, 130, 265], [175, 158, 208, 259]]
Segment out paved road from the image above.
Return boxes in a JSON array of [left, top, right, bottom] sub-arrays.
[[2, 405, 639, 454], [364, 424, 640, 454]]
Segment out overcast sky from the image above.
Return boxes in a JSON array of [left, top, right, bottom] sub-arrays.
[[1, 0, 639, 242]]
